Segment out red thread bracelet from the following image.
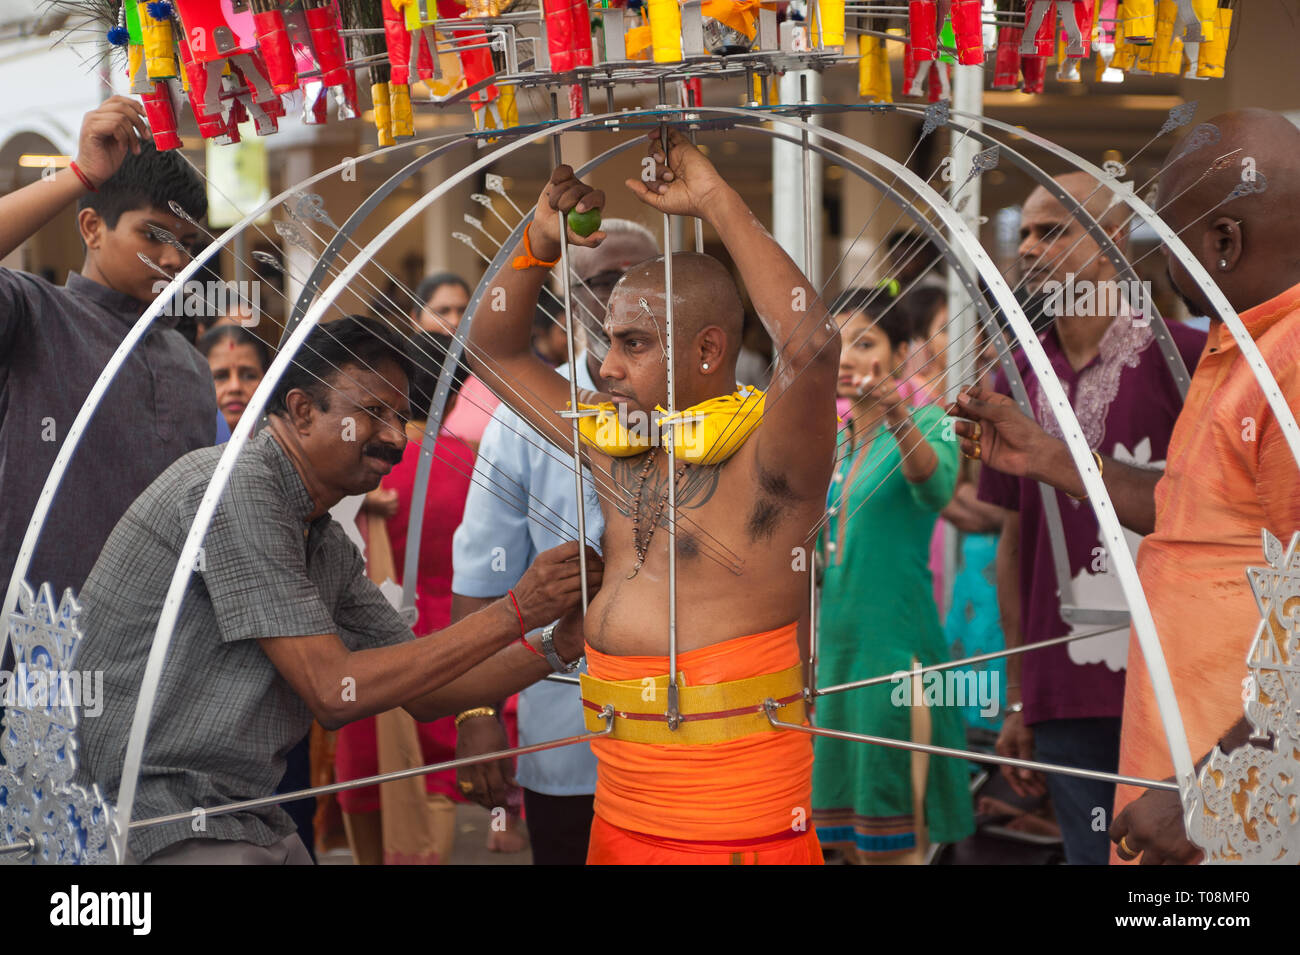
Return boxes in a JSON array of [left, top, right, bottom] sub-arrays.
[[508, 590, 543, 657], [69, 160, 97, 193]]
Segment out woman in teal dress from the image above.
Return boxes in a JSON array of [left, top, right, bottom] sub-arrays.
[[813, 289, 975, 862]]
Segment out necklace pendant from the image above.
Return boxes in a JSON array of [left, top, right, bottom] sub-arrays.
[[627, 561, 641, 580]]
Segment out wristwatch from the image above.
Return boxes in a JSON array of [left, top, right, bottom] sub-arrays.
[[540, 621, 581, 674]]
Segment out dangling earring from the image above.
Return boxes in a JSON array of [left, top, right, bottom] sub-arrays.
[[702, 362, 710, 371]]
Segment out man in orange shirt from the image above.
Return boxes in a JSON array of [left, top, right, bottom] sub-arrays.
[[951, 108, 1300, 864]]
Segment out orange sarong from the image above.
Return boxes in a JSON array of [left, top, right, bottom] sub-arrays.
[[584, 623, 823, 865]]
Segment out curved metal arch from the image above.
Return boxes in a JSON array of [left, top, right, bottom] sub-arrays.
[[697, 105, 1196, 787], [745, 121, 1141, 643], [281, 136, 483, 343], [1, 130, 468, 634], [109, 111, 613, 862], [105, 104, 1215, 858], [941, 106, 1300, 471], [891, 103, 1193, 397], [397, 121, 1009, 615], [889, 104, 1191, 629], [289, 104, 1196, 789]]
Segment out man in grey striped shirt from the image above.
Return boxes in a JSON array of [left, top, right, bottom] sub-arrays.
[[75, 316, 601, 863]]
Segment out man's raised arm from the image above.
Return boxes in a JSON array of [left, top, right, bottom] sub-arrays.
[[0, 97, 150, 264], [468, 167, 611, 455], [626, 129, 840, 497]]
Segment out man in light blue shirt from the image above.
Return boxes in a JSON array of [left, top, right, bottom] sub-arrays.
[[450, 221, 657, 864]]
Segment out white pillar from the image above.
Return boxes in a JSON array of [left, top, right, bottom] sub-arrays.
[[282, 148, 315, 315], [773, 69, 823, 286]]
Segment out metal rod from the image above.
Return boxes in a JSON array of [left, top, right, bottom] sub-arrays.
[[799, 73, 818, 691], [661, 118, 681, 731], [0, 838, 33, 858], [814, 624, 1128, 697], [764, 703, 1178, 792], [808, 552, 818, 698], [129, 710, 614, 832], [551, 93, 591, 613], [686, 93, 704, 252]]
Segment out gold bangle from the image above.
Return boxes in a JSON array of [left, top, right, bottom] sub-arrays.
[[454, 706, 497, 728], [1066, 450, 1103, 501]]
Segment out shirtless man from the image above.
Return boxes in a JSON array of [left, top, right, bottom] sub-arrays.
[[469, 129, 839, 864]]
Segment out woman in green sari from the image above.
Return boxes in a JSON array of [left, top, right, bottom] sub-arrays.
[[813, 288, 974, 863]]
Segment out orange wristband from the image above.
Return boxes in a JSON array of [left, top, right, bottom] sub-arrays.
[[511, 224, 560, 271]]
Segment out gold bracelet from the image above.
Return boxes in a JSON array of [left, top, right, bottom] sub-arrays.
[[454, 706, 497, 728], [1066, 450, 1104, 501]]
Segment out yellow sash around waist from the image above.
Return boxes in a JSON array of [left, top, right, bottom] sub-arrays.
[[580, 662, 806, 745]]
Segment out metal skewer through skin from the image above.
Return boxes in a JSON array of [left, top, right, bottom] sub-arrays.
[[551, 92, 591, 613], [152, 200, 613, 567], [396, 137, 745, 617], [256, 134, 749, 597]]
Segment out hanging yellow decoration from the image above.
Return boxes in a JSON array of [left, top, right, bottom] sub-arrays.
[[389, 83, 414, 137], [858, 34, 891, 103], [648, 0, 683, 62], [372, 81, 396, 146], [1122, 0, 1156, 44], [138, 1, 178, 80], [1195, 3, 1232, 78]]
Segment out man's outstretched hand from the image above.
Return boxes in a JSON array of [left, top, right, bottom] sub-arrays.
[[950, 385, 1058, 482], [531, 166, 607, 262], [625, 127, 732, 221]]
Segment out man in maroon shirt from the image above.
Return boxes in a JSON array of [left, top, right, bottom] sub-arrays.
[[977, 173, 1205, 864]]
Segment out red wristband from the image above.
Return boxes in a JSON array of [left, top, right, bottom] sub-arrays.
[[69, 160, 97, 193], [508, 590, 544, 657]]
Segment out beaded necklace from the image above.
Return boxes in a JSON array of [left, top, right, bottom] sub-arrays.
[[627, 453, 690, 579]]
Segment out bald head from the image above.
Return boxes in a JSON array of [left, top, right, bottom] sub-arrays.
[[1157, 108, 1300, 314], [609, 252, 744, 347], [599, 252, 745, 411], [1053, 171, 1130, 233], [1017, 172, 1130, 295]]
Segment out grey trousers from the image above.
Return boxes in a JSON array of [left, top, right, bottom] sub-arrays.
[[130, 834, 314, 865]]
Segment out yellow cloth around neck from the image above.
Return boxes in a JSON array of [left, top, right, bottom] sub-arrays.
[[570, 386, 765, 464]]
